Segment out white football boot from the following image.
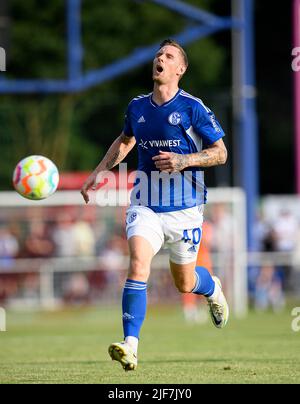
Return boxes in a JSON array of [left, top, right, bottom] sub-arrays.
[[207, 276, 229, 329], [108, 342, 138, 371]]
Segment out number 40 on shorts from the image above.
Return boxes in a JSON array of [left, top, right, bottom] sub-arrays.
[[181, 228, 202, 245]]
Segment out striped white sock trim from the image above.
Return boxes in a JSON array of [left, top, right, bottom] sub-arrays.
[[124, 285, 147, 291], [125, 281, 146, 287], [124, 281, 147, 291]]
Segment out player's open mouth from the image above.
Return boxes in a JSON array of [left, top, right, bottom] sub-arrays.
[[156, 65, 164, 73]]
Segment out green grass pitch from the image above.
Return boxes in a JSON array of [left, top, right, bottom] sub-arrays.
[[0, 304, 299, 384]]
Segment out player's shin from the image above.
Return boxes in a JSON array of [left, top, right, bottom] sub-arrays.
[[122, 279, 147, 353]]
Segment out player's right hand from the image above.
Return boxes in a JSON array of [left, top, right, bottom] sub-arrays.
[[80, 172, 97, 204]]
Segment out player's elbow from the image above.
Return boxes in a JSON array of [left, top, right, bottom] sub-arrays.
[[220, 147, 228, 165], [216, 145, 227, 166], [119, 132, 136, 147]]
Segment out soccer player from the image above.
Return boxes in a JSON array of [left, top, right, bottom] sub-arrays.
[[81, 39, 229, 371]]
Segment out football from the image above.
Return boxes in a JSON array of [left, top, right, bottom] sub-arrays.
[[13, 155, 59, 200]]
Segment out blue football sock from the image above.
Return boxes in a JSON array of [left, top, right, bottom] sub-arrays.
[[192, 266, 215, 297], [122, 279, 147, 339]]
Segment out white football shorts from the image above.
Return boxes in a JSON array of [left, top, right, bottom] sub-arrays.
[[126, 205, 204, 265]]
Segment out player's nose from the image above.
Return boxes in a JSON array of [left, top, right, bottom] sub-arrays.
[[157, 54, 165, 63]]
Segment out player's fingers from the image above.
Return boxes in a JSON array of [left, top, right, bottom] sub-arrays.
[[81, 188, 90, 204], [154, 159, 170, 166], [152, 154, 170, 161], [81, 183, 91, 203], [155, 163, 172, 170], [158, 151, 172, 158], [85, 178, 96, 191]]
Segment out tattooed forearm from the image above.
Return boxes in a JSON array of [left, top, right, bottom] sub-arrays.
[[172, 154, 190, 171], [105, 150, 126, 170], [94, 133, 136, 173], [153, 139, 227, 173], [81, 133, 135, 203], [189, 148, 227, 168], [187, 140, 227, 168]]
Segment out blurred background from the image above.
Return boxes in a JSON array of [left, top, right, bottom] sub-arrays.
[[0, 0, 298, 319]]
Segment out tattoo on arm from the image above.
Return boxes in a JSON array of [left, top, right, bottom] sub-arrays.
[[103, 133, 135, 170], [105, 150, 126, 170], [172, 154, 190, 171], [189, 142, 227, 168]]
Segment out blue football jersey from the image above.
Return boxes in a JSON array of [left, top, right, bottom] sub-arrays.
[[123, 89, 225, 213]]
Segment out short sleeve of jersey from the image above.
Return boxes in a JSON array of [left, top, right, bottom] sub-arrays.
[[192, 102, 225, 145], [123, 103, 134, 138]]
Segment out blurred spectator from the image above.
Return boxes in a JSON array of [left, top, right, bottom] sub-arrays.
[[23, 222, 54, 258], [250, 214, 276, 301], [253, 212, 273, 252], [52, 215, 97, 257], [293, 226, 300, 269], [211, 203, 233, 253], [272, 210, 298, 252], [73, 221, 96, 256], [20, 273, 39, 301], [271, 209, 298, 289], [63, 273, 90, 305], [96, 235, 128, 299], [0, 275, 19, 304], [254, 265, 285, 312], [98, 235, 127, 271], [94, 220, 109, 254], [52, 215, 77, 257], [0, 226, 19, 269], [210, 203, 233, 288]]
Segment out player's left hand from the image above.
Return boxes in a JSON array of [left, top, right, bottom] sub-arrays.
[[152, 151, 189, 173], [80, 172, 98, 204]]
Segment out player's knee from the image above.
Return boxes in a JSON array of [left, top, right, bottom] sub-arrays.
[[128, 257, 150, 281]]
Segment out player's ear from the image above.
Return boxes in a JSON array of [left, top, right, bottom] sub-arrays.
[[178, 64, 187, 76]]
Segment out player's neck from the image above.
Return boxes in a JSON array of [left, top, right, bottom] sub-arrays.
[[152, 83, 179, 106]]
